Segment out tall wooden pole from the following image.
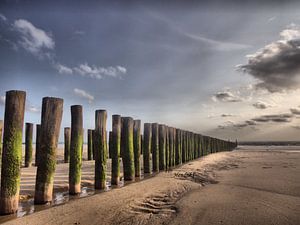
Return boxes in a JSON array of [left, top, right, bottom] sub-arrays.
[[151, 123, 159, 172], [111, 115, 121, 185], [133, 120, 141, 177], [25, 122, 33, 167], [0, 90, 26, 214], [159, 125, 166, 171], [94, 110, 107, 190], [122, 117, 135, 181], [143, 123, 152, 174], [34, 97, 63, 204], [69, 105, 83, 195]]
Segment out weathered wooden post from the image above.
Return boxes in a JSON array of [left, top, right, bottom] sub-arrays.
[[159, 125, 166, 170], [143, 123, 152, 174], [0, 120, 3, 165], [168, 127, 173, 168], [165, 126, 169, 170], [64, 127, 71, 163], [0, 90, 26, 214], [69, 105, 83, 195], [35, 124, 41, 167], [111, 115, 121, 185], [25, 122, 33, 167], [34, 97, 63, 204], [94, 110, 107, 189], [108, 131, 112, 159], [122, 117, 135, 181], [87, 129, 93, 160], [151, 123, 159, 172], [133, 120, 141, 177], [175, 129, 181, 165], [92, 130, 95, 160]]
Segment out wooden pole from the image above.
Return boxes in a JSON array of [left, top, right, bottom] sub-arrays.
[[122, 117, 135, 181], [69, 105, 83, 195], [133, 120, 141, 177], [143, 123, 152, 174], [168, 127, 173, 168], [151, 123, 159, 172], [108, 131, 112, 159], [94, 110, 107, 190], [0, 120, 3, 167], [87, 129, 93, 160], [35, 124, 41, 167], [175, 129, 181, 165], [158, 125, 166, 171], [25, 122, 33, 167], [111, 115, 121, 185], [64, 127, 71, 163], [0, 90, 26, 214], [165, 126, 169, 170], [34, 97, 63, 204]]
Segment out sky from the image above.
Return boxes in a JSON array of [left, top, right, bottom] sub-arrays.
[[1, 0, 300, 142]]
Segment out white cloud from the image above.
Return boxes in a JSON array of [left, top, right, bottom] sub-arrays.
[[26, 105, 40, 113], [73, 88, 94, 103], [0, 13, 7, 21], [54, 63, 73, 75], [0, 95, 5, 105], [253, 101, 269, 109], [13, 19, 55, 57]]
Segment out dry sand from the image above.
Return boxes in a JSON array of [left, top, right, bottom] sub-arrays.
[[1, 146, 300, 225]]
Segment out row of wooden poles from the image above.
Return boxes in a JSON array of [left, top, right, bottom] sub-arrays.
[[0, 90, 237, 215]]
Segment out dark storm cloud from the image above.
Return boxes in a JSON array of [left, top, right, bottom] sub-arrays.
[[253, 101, 268, 109], [239, 24, 300, 92], [252, 113, 293, 123], [212, 91, 242, 102], [290, 108, 300, 115]]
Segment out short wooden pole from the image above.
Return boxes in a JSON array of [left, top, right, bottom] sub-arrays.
[[143, 123, 152, 174], [151, 123, 159, 172], [158, 125, 166, 171], [111, 115, 121, 185], [25, 122, 33, 167], [87, 129, 93, 160], [133, 120, 141, 177], [35, 124, 41, 167], [64, 127, 71, 163]]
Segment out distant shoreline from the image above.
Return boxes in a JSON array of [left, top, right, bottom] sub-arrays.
[[238, 141, 300, 146]]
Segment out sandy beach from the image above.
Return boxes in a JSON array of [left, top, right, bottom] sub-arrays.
[[1, 146, 300, 225]]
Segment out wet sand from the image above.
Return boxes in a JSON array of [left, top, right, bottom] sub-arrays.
[[2, 146, 300, 225]]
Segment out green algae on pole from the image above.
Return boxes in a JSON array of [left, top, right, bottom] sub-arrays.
[[175, 129, 181, 165], [158, 124, 166, 171], [0, 120, 3, 166], [109, 131, 112, 159], [94, 110, 107, 189], [87, 129, 93, 160], [143, 123, 152, 174], [122, 117, 135, 181], [64, 127, 71, 163], [111, 115, 121, 185], [0, 90, 26, 215], [34, 97, 63, 204], [69, 105, 83, 195], [35, 124, 41, 167], [133, 120, 141, 177], [151, 123, 159, 172], [25, 123, 33, 167]]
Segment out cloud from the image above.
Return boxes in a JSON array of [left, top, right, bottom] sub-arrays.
[[13, 19, 55, 58], [0, 13, 7, 21], [54, 63, 73, 75], [221, 114, 235, 117], [212, 91, 242, 102], [290, 108, 300, 115], [252, 113, 293, 123], [238, 24, 300, 92], [26, 105, 40, 113], [73, 88, 94, 103], [0, 95, 5, 105], [253, 101, 269, 109]]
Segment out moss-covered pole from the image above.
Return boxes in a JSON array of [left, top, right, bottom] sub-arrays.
[[158, 124, 166, 171], [111, 115, 121, 185], [143, 123, 152, 174], [25, 123, 33, 167], [34, 97, 63, 204], [122, 117, 135, 181], [181, 130, 186, 163], [108, 131, 112, 159], [165, 126, 169, 170], [0, 120, 3, 167], [151, 123, 159, 172], [35, 124, 41, 167], [64, 127, 71, 163], [175, 129, 181, 165], [0, 90, 26, 215], [168, 127, 173, 168], [87, 129, 93, 160], [172, 128, 176, 166], [69, 105, 83, 195], [133, 120, 141, 177], [94, 110, 107, 190]]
